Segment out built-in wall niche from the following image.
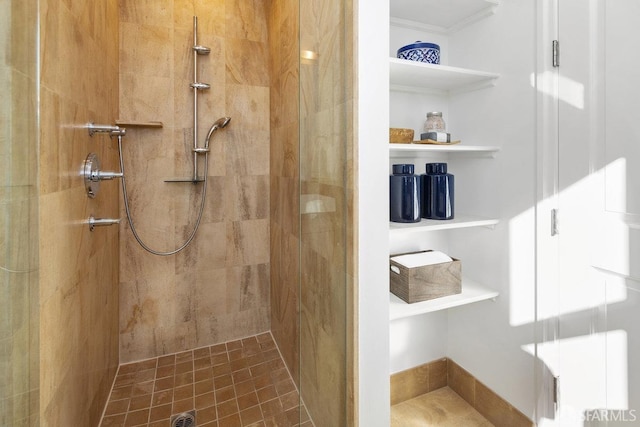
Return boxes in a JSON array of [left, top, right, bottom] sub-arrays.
[[388, 1, 501, 333]]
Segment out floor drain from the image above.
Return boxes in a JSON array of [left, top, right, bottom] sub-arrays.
[[170, 410, 196, 427]]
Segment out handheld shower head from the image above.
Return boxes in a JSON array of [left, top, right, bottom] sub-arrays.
[[215, 117, 231, 129], [204, 117, 231, 148]]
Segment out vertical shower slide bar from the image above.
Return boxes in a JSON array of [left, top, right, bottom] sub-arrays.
[[193, 17, 199, 181], [190, 16, 211, 181]]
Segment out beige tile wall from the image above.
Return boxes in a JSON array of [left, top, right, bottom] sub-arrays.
[[118, 0, 271, 363], [267, 0, 301, 386], [269, 2, 357, 425], [1, 2, 40, 425], [38, 0, 121, 426], [298, 0, 353, 425]]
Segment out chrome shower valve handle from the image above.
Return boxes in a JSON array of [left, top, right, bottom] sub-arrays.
[[90, 170, 124, 181], [83, 153, 123, 198]]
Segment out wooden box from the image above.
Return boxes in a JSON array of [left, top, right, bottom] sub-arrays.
[[390, 251, 461, 303]]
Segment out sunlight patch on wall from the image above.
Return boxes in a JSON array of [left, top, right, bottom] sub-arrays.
[[525, 330, 628, 427], [531, 71, 585, 110], [605, 157, 627, 213], [508, 206, 536, 327]]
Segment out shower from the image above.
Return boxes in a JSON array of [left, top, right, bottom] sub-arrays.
[[117, 16, 231, 256], [204, 116, 231, 147]]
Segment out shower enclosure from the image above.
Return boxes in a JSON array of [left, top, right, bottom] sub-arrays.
[[0, 0, 39, 425], [3, 0, 352, 424], [298, 0, 352, 423]]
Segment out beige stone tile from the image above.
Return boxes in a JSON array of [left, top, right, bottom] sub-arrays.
[[272, 176, 298, 237], [225, 175, 269, 221], [119, 128, 176, 179], [225, 0, 268, 42], [430, 358, 448, 391], [226, 128, 269, 177], [31, 88, 66, 181], [119, 72, 175, 126], [8, 0, 36, 75], [474, 381, 534, 427], [276, 124, 298, 179], [227, 263, 270, 312], [448, 359, 476, 407], [391, 387, 492, 427], [225, 85, 269, 132], [120, 22, 172, 79], [172, 177, 225, 230], [190, 221, 228, 270], [226, 219, 269, 267], [298, 313, 346, 427], [193, 0, 227, 37], [225, 39, 269, 87], [390, 363, 430, 405], [120, 0, 172, 26]]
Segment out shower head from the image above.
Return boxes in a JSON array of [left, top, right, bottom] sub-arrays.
[[204, 117, 231, 147], [214, 117, 231, 129]]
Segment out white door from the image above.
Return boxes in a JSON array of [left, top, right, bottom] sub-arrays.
[[549, 0, 640, 425]]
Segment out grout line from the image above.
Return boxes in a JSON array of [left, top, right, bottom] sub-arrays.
[[97, 363, 123, 426], [101, 330, 304, 426]]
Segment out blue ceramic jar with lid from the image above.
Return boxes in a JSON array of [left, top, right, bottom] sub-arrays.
[[421, 163, 454, 220], [390, 164, 421, 223]]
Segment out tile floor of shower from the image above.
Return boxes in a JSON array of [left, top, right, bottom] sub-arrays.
[[100, 332, 312, 427]]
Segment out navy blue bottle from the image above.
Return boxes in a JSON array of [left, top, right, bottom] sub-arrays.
[[421, 163, 454, 220], [390, 164, 421, 223]]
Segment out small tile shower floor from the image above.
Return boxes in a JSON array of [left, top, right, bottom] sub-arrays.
[[391, 387, 495, 427], [100, 332, 311, 427]]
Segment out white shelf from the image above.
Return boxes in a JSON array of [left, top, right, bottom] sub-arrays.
[[390, 278, 499, 320], [390, 143, 500, 158], [390, 58, 499, 94], [390, 214, 498, 235], [390, 0, 499, 33]]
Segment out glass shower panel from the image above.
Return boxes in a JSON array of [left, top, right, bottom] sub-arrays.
[[0, 0, 39, 425], [299, 0, 349, 425]]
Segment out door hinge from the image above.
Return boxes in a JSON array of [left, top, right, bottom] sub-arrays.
[[551, 209, 559, 236], [553, 375, 560, 407], [552, 40, 560, 67]]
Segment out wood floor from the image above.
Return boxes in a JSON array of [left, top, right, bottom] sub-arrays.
[[391, 387, 494, 427]]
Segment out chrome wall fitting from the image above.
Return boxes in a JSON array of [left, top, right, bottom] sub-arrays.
[[87, 123, 124, 137], [193, 45, 211, 55], [190, 82, 210, 90], [110, 128, 127, 137], [87, 215, 121, 232], [83, 153, 123, 198]]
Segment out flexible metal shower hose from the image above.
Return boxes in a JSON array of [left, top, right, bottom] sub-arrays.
[[117, 134, 208, 256]]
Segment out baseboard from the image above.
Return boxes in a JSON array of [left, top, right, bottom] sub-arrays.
[[390, 358, 447, 405], [391, 358, 535, 427]]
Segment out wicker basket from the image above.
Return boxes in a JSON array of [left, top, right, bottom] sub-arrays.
[[390, 128, 415, 144]]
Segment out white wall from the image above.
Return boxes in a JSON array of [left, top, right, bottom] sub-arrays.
[[446, 1, 538, 417], [357, 0, 391, 425], [386, 1, 539, 419]]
